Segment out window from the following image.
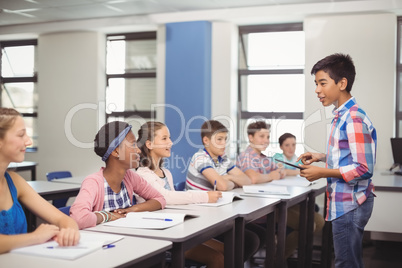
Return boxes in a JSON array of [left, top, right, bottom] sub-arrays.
[[396, 17, 402, 137], [106, 32, 157, 131], [238, 23, 305, 156], [0, 40, 38, 150]]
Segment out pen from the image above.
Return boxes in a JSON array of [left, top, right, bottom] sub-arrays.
[[46, 246, 87, 249], [214, 180, 217, 191], [142, 217, 173, 221], [102, 244, 116, 249]]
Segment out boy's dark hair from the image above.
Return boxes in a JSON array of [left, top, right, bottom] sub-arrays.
[[311, 53, 356, 93], [278, 133, 296, 146], [247, 121, 270, 136], [200, 120, 228, 144], [94, 121, 129, 158]]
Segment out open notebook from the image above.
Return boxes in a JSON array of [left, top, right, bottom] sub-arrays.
[[193, 191, 243, 207], [103, 211, 197, 230], [10, 232, 124, 260]]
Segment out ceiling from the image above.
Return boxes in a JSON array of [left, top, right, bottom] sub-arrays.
[[0, 0, 361, 27]]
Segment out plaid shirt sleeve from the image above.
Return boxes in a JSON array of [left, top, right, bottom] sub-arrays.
[[339, 107, 377, 184]]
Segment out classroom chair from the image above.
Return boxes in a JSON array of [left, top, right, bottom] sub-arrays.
[[58, 206, 71, 216], [174, 181, 186, 191], [46, 171, 72, 208]]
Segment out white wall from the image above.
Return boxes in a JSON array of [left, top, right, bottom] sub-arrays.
[[304, 13, 396, 170], [211, 22, 239, 158], [25, 31, 106, 180]]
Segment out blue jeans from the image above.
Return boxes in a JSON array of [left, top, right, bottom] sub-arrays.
[[332, 193, 374, 268]]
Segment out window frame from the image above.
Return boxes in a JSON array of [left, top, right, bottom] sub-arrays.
[[237, 23, 304, 154], [106, 31, 157, 121], [0, 39, 38, 151], [396, 17, 402, 137]]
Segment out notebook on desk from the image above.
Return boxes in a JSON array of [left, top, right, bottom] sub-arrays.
[[103, 211, 198, 230], [242, 184, 290, 196], [10, 232, 124, 260], [193, 192, 243, 207]]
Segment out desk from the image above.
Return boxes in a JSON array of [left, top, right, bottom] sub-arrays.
[[0, 231, 172, 268], [305, 178, 327, 268], [86, 208, 236, 268], [167, 196, 281, 268], [50, 176, 85, 185], [365, 171, 402, 241], [26, 181, 80, 232], [233, 185, 311, 268], [8, 161, 38, 181]]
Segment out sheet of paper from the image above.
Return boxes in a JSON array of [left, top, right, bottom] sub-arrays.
[[194, 192, 243, 207], [10, 232, 124, 260], [243, 184, 289, 195], [103, 211, 191, 229], [270, 176, 312, 187]]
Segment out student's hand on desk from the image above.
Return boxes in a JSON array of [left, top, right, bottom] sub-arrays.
[[299, 165, 324, 182], [207, 191, 222, 203], [54, 227, 80, 247], [33, 223, 60, 244], [268, 170, 282, 181]]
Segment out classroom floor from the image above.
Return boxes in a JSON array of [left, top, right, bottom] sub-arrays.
[[247, 231, 402, 268]]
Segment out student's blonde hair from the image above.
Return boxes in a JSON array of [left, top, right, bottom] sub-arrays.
[[0, 108, 21, 140]]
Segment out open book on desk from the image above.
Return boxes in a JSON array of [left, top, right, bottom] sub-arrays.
[[103, 211, 198, 230], [270, 176, 312, 187], [10, 232, 124, 260], [193, 191, 243, 207], [242, 183, 289, 197]]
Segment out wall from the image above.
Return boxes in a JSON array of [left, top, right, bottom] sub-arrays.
[[25, 31, 106, 180], [303, 13, 396, 171]]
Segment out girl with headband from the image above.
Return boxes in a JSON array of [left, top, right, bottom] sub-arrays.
[[70, 121, 166, 229]]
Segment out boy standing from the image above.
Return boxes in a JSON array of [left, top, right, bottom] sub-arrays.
[[298, 53, 376, 268]]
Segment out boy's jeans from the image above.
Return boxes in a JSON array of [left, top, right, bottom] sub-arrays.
[[332, 193, 374, 268]]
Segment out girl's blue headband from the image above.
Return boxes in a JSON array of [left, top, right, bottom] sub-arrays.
[[101, 125, 132, 162]]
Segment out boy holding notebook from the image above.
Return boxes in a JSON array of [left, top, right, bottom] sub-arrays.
[[298, 53, 376, 268]]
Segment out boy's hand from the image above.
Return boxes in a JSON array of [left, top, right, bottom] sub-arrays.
[[297, 152, 325, 165], [299, 165, 324, 181]]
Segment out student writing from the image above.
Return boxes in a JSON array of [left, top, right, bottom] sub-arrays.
[[136, 121, 224, 268]]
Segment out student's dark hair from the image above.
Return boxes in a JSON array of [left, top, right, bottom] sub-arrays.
[[200, 120, 228, 144], [247, 121, 270, 136], [0, 108, 21, 140], [278, 133, 296, 146], [137, 121, 166, 170], [94, 121, 129, 158], [311, 53, 356, 92]]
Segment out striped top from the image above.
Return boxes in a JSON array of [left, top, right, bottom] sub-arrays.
[[186, 149, 235, 191], [325, 97, 376, 221]]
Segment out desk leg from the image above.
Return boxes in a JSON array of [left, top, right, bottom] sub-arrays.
[[305, 192, 316, 268], [265, 211, 275, 268], [234, 217, 245, 268], [321, 221, 332, 268], [275, 202, 287, 268], [31, 166, 36, 181], [297, 199, 308, 268], [170, 242, 185, 268], [224, 223, 235, 268]]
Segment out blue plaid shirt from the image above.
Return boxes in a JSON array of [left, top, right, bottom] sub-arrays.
[[325, 97, 376, 221], [103, 178, 132, 211]]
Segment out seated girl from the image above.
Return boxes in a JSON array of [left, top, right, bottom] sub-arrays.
[[70, 121, 166, 229]]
